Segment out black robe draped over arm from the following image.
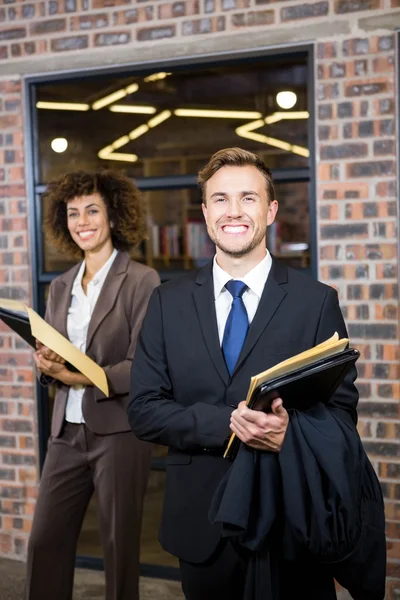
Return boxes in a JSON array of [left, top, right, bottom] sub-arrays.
[[209, 403, 386, 600]]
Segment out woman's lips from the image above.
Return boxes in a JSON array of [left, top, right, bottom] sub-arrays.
[[78, 230, 96, 240]]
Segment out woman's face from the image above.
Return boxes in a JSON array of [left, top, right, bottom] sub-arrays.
[[66, 193, 113, 254]]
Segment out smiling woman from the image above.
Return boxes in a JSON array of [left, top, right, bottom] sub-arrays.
[[25, 170, 160, 600], [43, 170, 147, 259]]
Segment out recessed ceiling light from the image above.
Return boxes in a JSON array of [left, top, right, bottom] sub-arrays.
[[276, 91, 297, 110], [51, 138, 68, 153]]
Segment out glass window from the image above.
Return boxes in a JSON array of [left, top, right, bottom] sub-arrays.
[[271, 181, 310, 270], [35, 56, 309, 185]]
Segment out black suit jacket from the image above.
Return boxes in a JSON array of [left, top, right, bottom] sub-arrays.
[[128, 258, 359, 564]]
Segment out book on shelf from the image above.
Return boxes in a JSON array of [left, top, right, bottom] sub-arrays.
[[224, 332, 359, 459], [185, 219, 214, 260], [150, 224, 182, 258]]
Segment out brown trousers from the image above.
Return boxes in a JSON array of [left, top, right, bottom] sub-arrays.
[[25, 422, 152, 600]]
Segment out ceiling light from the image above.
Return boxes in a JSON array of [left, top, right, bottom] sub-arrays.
[[92, 83, 139, 111], [128, 124, 149, 140], [97, 145, 137, 162], [174, 108, 262, 119], [236, 121, 309, 158], [103, 152, 138, 163], [111, 135, 130, 150], [51, 138, 68, 153], [276, 91, 297, 110], [148, 110, 171, 128], [109, 105, 157, 114], [265, 111, 309, 125], [144, 72, 172, 82], [98, 110, 171, 164], [37, 101, 90, 111], [125, 83, 139, 94]]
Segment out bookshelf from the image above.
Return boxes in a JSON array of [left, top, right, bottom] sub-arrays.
[[141, 156, 215, 274]]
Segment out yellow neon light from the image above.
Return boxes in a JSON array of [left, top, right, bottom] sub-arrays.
[[109, 105, 157, 114], [36, 101, 90, 111], [144, 72, 171, 82], [236, 118, 310, 158], [265, 111, 309, 125], [92, 83, 139, 110], [128, 124, 149, 140], [148, 110, 172, 128], [111, 135, 130, 150], [102, 152, 138, 163], [98, 111, 171, 163], [174, 108, 262, 119]]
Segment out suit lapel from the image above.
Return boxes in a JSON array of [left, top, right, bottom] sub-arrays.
[[85, 252, 128, 352], [52, 262, 81, 339], [192, 263, 230, 386], [234, 258, 288, 375]]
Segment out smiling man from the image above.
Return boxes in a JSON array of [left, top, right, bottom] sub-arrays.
[[127, 148, 376, 600]]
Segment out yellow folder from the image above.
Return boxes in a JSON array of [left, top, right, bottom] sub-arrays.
[[0, 298, 109, 396], [224, 333, 349, 458]]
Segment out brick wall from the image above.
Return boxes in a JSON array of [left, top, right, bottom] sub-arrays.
[[1, 0, 400, 597], [316, 29, 400, 598], [0, 78, 37, 559], [0, 0, 394, 59]]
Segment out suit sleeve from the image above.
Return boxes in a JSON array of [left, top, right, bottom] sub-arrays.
[[93, 269, 160, 401], [313, 286, 359, 426], [127, 287, 232, 450]]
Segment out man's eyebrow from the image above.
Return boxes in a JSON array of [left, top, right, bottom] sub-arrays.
[[209, 191, 260, 198], [240, 190, 259, 197], [210, 192, 228, 199]]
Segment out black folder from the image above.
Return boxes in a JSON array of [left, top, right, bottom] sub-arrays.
[[225, 348, 360, 460], [0, 307, 36, 348]]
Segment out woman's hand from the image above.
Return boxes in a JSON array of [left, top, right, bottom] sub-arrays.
[[36, 341, 65, 364], [34, 351, 69, 381], [34, 351, 92, 387]]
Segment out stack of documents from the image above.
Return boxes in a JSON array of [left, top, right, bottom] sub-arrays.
[[224, 333, 359, 459]]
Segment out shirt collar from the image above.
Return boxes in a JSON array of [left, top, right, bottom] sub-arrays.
[[73, 248, 118, 291], [212, 250, 272, 300]]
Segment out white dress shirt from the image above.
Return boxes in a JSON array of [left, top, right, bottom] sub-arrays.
[[65, 249, 118, 423], [213, 251, 272, 344]]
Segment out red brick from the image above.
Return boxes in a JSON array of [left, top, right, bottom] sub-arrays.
[[159, 0, 199, 19], [113, 7, 153, 25], [335, 0, 382, 12], [70, 13, 109, 30]]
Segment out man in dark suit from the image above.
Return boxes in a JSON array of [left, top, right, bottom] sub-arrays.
[[127, 148, 362, 600]]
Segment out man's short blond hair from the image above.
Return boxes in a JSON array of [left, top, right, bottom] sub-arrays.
[[197, 147, 275, 203]]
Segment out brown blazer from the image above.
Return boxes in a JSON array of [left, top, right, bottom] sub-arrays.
[[43, 251, 160, 438]]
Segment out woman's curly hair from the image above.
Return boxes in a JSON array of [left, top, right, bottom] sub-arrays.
[[43, 170, 148, 259]]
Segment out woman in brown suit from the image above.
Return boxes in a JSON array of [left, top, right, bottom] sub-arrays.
[[25, 171, 160, 600]]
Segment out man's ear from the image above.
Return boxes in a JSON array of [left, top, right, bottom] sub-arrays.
[[267, 200, 278, 226]]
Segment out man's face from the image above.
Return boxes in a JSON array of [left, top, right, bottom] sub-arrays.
[[202, 165, 278, 258]]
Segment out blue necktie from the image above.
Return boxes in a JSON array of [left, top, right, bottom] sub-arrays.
[[222, 280, 249, 375]]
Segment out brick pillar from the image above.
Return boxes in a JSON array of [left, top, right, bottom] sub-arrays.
[[316, 33, 400, 599], [0, 78, 37, 559]]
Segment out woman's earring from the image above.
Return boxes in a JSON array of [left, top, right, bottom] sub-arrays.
[[110, 221, 114, 229]]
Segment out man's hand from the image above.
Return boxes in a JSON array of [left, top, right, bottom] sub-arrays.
[[36, 341, 65, 364], [230, 398, 289, 452]]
